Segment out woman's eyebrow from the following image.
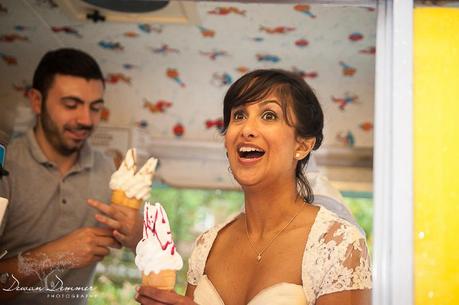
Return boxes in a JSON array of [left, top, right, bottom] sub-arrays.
[[259, 99, 282, 107]]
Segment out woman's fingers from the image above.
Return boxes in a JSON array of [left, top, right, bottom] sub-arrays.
[[136, 286, 195, 305], [135, 286, 166, 304]]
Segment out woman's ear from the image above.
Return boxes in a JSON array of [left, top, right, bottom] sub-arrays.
[[294, 137, 316, 160], [28, 89, 42, 115]]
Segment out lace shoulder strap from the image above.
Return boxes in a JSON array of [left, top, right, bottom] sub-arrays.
[[187, 213, 240, 286], [302, 207, 372, 303]]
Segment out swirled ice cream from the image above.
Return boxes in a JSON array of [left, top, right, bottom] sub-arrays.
[[109, 148, 137, 190], [123, 157, 158, 200], [135, 202, 183, 290], [109, 148, 158, 209]]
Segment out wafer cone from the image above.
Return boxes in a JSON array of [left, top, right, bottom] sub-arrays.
[[142, 270, 176, 290], [111, 189, 142, 209]]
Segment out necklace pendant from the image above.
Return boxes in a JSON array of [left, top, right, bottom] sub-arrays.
[[257, 254, 262, 262]]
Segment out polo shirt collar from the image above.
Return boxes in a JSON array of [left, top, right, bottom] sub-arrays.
[[79, 140, 94, 170], [27, 129, 49, 165], [26, 128, 94, 170]]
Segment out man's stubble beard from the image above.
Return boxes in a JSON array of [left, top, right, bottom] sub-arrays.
[[39, 103, 93, 156]]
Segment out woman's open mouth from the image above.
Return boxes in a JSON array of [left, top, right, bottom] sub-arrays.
[[238, 146, 265, 159]]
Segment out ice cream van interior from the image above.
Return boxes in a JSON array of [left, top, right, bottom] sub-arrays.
[[1, 0, 421, 304]]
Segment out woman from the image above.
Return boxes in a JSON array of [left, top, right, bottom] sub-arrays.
[[136, 69, 372, 305]]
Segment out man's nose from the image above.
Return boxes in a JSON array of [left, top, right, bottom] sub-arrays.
[[77, 106, 92, 126]]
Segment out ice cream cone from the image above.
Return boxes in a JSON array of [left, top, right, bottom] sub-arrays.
[[111, 189, 142, 209], [135, 203, 183, 286], [142, 270, 176, 290]]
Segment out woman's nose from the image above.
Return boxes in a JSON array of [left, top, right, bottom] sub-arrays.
[[241, 117, 258, 139]]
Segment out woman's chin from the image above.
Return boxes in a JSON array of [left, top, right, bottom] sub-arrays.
[[234, 175, 263, 189]]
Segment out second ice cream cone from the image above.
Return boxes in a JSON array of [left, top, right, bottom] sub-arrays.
[[142, 270, 176, 290], [111, 189, 125, 205]]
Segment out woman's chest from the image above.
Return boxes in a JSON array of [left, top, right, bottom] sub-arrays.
[[205, 229, 308, 305]]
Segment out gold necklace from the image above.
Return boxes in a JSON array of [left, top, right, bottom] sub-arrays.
[[245, 203, 305, 262]]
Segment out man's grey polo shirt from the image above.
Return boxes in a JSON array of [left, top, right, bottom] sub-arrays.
[[0, 129, 114, 305]]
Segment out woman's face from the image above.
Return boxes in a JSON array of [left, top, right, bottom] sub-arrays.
[[224, 93, 302, 189]]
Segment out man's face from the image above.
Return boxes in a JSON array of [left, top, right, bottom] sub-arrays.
[[38, 74, 104, 155]]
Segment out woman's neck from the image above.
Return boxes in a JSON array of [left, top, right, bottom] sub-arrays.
[[243, 182, 304, 235]]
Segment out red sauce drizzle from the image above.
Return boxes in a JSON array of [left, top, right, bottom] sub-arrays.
[[143, 205, 176, 255]]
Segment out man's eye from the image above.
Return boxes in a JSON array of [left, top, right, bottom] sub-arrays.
[[64, 102, 77, 109], [90, 104, 103, 113], [262, 111, 277, 121]]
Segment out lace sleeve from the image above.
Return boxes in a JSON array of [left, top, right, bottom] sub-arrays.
[[187, 231, 211, 285], [186, 223, 224, 286], [317, 221, 372, 297]]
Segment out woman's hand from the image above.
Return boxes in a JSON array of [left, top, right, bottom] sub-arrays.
[[135, 286, 197, 305], [87, 199, 143, 252]]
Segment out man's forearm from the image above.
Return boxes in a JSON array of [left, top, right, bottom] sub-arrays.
[[0, 245, 62, 300]]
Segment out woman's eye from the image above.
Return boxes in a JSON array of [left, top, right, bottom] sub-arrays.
[[262, 111, 277, 121], [233, 110, 245, 120]]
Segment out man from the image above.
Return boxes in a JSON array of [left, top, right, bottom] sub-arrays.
[[0, 48, 142, 304]]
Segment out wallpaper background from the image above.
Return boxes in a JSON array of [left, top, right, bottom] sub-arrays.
[[0, 0, 376, 189]]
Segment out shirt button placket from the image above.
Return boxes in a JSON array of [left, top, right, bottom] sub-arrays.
[[58, 179, 71, 231]]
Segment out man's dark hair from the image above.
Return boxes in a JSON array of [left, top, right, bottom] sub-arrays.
[[32, 48, 105, 101]]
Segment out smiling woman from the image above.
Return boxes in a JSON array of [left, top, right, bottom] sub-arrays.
[[222, 69, 323, 204], [136, 69, 371, 305]]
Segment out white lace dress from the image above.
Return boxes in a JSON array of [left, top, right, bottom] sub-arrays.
[[187, 206, 372, 305]]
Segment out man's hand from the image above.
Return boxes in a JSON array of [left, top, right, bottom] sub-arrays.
[[38, 227, 121, 270], [88, 199, 143, 252], [0, 226, 120, 300]]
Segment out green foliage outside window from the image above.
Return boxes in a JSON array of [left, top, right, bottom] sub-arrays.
[[88, 187, 243, 304], [343, 196, 374, 253], [88, 187, 372, 305]]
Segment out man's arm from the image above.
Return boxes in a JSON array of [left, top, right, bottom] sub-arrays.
[[0, 227, 120, 301]]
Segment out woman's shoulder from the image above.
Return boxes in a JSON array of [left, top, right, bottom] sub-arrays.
[[302, 206, 372, 302], [310, 206, 365, 242], [305, 206, 366, 259], [187, 212, 242, 285], [194, 212, 242, 250]]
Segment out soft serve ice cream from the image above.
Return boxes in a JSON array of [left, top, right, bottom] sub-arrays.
[[109, 148, 158, 209], [135, 202, 183, 290], [109, 148, 136, 192], [122, 157, 157, 200]]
